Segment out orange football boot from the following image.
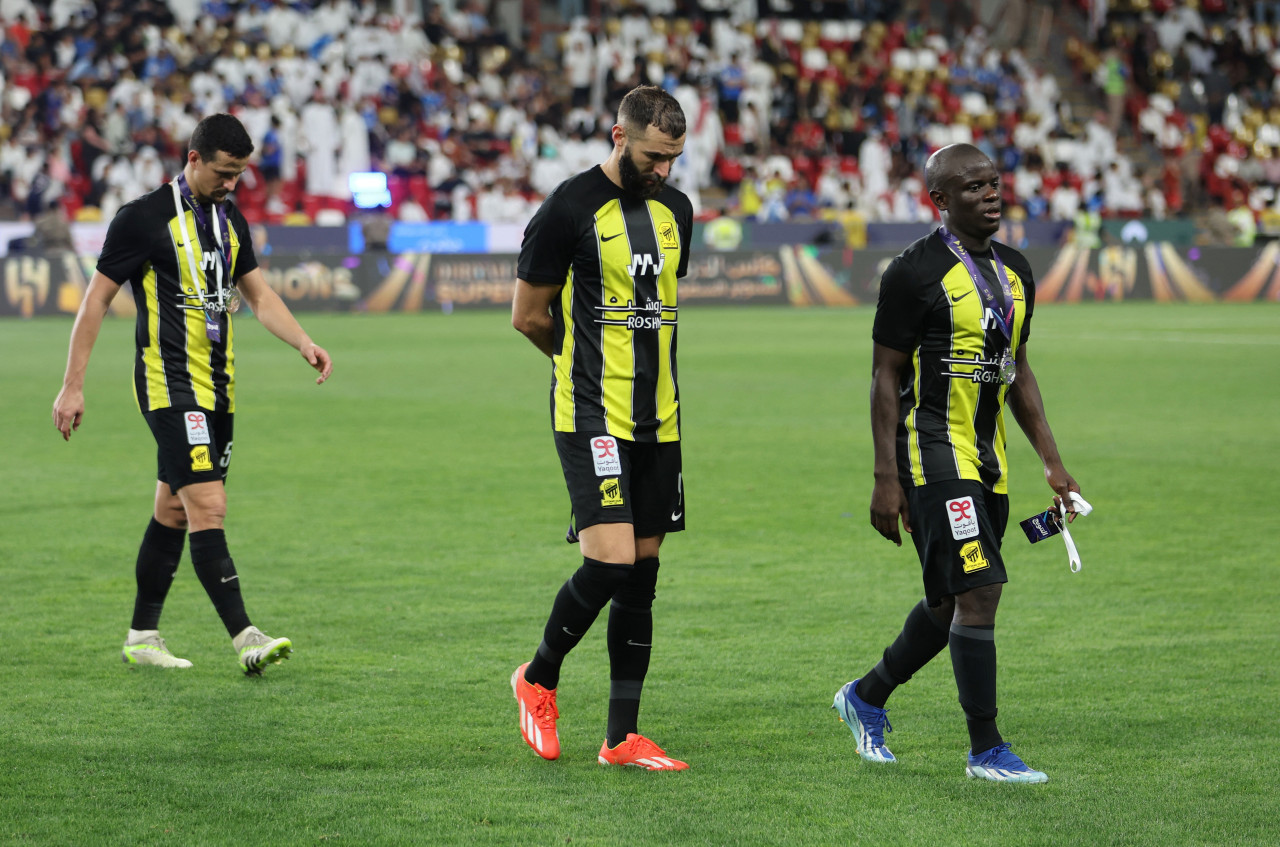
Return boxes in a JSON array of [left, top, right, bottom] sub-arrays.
[[511, 662, 560, 760], [597, 733, 689, 770]]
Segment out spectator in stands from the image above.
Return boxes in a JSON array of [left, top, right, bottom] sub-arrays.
[[0, 0, 1276, 232]]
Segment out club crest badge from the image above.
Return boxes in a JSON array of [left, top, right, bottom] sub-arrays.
[[600, 478, 624, 507]]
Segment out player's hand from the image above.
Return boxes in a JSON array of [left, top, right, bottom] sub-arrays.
[[870, 477, 911, 546], [1046, 465, 1081, 523], [301, 343, 333, 384], [52, 387, 85, 441]]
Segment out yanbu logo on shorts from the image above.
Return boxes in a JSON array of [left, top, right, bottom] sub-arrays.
[[190, 446, 214, 472], [959, 541, 989, 574], [657, 222, 679, 250], [946, 496, 980, 540], [600, 478, 624, 507]]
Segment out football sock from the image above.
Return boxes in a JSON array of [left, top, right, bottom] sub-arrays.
[[526, 557, 633, 690], [949, 622, 1003, 755], [189, 529, 252, 637], [606, 557, 659, 746], [130, 518, 187, 630], [856, 599, 951, 708]]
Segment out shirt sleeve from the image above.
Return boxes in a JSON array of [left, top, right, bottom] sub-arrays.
[[675, 194, 694, 279], [95, 203, 150, 286], [228, 206, 258, 280], [872, 255, 929, 353], [516, 192, 575, 286]]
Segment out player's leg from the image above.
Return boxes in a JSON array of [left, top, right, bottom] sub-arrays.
[[124, 415, 203, 667], [180, 477, 293, 674], [938, 487, 1044, 782], [834, 593, 953, 763], [524, 520, 636, 690], [151, 409, 290, 674], [951, 582, 1003, 757], [854, 596, 955, 709], [134, 482, 188, 628], [939, 484, 1007, 761], [599, 443, 687, 770], [122, 481, 194, 668], [604, 533, 660, 748], [513, 434, 637, 760], [834, 484, 961, 762]]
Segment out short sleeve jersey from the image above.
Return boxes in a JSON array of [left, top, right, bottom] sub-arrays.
[[97, 182, 257, 414], [872, 230, 1036, 493], [518, 165, 693, 443]]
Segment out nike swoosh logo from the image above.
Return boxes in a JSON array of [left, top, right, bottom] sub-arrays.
[[670, 511, 683, 521], [220, 575, 239, 583], [950, 290, 972, 303], [601, 233, 623, 242], [626, 640, 651, 647], [562, 627, 582, 637]]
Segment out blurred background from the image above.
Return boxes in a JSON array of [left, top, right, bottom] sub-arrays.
[[3, 0, 1280, 312]]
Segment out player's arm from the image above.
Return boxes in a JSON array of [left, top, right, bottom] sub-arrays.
[[511, 278, 561, 359], [236, 267, 333, 384], [53, 271, 122, 440], [1006, 344, 1082, 520], [870, 342, 912, 545]]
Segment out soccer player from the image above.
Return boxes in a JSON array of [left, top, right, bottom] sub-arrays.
[[833, 143, 1084, 783], [510, 86, 693, 771], [52, 114, 332, 675]]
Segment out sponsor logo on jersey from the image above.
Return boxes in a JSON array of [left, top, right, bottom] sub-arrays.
[[595, 299, 677, 331], [591, 436, 622, 476], [184, 411, 211, 445], [960, 540, 990, 573], [600, 478, 624, 507], [940, 352, 1005, 384], [627, 253, 666, 277], [947, 496, 980, 540], [190, 445, 214, 472]]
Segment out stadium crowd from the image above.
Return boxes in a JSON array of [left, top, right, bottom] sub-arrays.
[[1, 0, 1279, 235]]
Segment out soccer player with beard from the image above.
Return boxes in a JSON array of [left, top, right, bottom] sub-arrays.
[[832, 143, 1085, 783], [510, 86, 693, 770]]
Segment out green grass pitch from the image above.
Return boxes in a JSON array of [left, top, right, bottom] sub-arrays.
[[1, 303, 1277, 845]]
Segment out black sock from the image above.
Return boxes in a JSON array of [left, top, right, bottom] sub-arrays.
[[606, 557, 659, 746], [189, 529, 251, 637], [525, 557, 632, 690], [130, 519, 187, 630], [856, 599, 950, 708], [949, 622, 1003, 754]]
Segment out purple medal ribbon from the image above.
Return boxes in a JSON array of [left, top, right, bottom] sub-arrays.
[[938, 226, 1014, 341], [176, 174, 232, 342], [176, 173, 232, 294]]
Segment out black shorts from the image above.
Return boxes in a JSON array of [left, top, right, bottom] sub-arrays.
[[554, 432, 685, 538], [144, 408, 234, 494], [905, 479, 1008, 606]]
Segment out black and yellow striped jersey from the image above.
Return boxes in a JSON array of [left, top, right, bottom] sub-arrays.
[[517, 165, 693, 443], [873, 230, 1036, 493], [96, 183, 257, 414]]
